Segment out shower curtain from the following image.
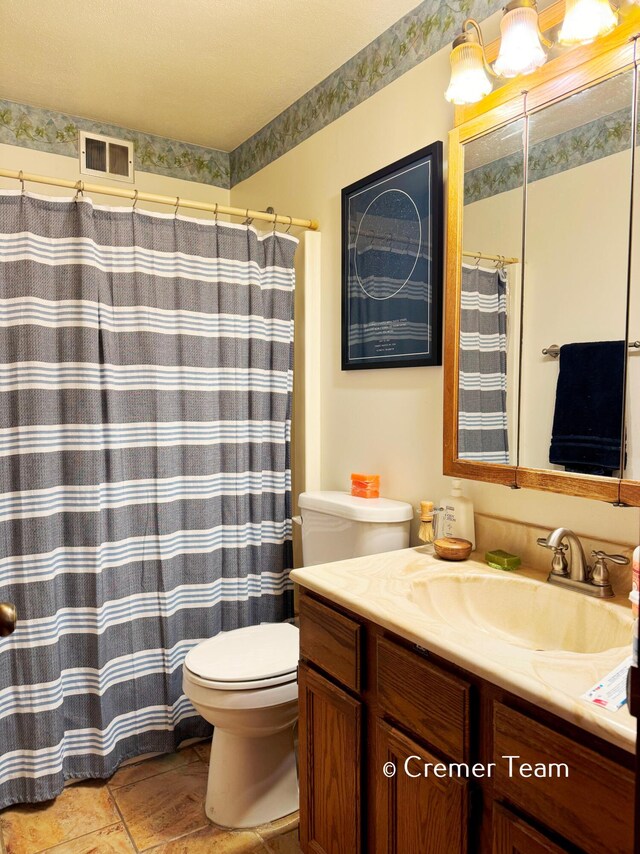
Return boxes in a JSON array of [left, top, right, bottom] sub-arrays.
[[0, 191, 295, 808], [458, 265, 509, 464]]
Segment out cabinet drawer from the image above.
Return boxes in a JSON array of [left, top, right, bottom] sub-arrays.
[[493, 703, 634, 854], [376, 636, 470, 762], [299, 594, 362, 692]]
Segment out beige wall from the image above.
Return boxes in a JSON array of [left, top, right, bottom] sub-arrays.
[[231, 44, 640, 548]]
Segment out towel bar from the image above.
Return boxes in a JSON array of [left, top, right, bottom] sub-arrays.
[[542, 341, 640, 358]]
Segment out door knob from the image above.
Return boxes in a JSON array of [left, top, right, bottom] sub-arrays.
[[0, 602, 17, 637]]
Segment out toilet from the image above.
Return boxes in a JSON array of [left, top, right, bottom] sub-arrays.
[[182, 490, 413, 828]]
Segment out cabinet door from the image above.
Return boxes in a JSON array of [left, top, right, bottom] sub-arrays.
[[298, 662, 362, 854], [493, 804, 569, 854], [375, 719, 468, 854]]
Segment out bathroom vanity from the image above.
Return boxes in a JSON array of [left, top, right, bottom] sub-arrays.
[[292, 550, 636, 854]]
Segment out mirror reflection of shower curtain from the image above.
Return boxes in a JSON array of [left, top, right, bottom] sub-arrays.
[[458, 265, 509, 464]]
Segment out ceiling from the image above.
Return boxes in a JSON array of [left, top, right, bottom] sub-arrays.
[[0, 0, 422, 153]]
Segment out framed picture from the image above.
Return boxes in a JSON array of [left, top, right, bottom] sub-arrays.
[[341, 141, 443, 370]]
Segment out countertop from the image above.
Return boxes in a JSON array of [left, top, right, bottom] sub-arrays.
[[290, 547, 637, 753]]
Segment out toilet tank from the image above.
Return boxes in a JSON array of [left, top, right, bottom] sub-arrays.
[[297, 491, 413, 566]]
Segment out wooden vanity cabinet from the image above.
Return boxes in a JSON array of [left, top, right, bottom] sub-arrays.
[[298, 662, 362, 854], [492, 804, 568, 854], [297, 589, 636, 854], [374, 719, 468, 853]]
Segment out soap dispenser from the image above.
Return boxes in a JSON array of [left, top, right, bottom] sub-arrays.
[[439, 479, 475, 549]]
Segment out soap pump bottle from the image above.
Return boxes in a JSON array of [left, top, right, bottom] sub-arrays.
[[439, 479, 475, 549]]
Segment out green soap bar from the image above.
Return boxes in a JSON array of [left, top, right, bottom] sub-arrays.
[[485, 549, 521, 571]]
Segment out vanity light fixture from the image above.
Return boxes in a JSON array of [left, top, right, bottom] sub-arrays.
[[444, 19, 494, 104], [445, 0, 621, 104], [557, 0, 618, 45], [493, 0, 550, 78]]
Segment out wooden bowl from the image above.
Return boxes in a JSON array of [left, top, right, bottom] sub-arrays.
[[433, 537, 473, 561]]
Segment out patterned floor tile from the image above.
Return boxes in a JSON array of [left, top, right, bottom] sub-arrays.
[[108, 749, 200, 790], [0, 781, 119, 854], [262, 831, 302, 854], [191, 741, 211, 764], [148, 825, 267, 853], [112, 762, 209, 850], [41, 822, 135, 853], [255, 812, 299, 841]]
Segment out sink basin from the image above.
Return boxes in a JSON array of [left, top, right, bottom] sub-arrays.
[[410, 572, 633, 654]]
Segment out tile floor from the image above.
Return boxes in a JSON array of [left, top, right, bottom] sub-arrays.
[[0, 741, 302, 854]]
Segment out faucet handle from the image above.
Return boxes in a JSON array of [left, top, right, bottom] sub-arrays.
[[590, 550, 629, 566], [537, 536, 567, 551], [537, 537, 568, 576], [589, 551, 626, 595]]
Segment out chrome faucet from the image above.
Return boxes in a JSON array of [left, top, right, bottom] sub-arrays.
[[537, 528, 629, 598]]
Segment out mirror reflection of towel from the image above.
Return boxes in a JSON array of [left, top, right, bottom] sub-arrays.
[[549, 341, 625, 477]]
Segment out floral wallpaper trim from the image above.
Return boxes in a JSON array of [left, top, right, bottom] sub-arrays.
[[464, 109, 632, 204], [0, 100, 230, 189], [230, 0, 505, 186]]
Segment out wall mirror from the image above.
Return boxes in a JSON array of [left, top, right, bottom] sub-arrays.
[[444, 20, 640, 505], [519, 71, 634, 481]]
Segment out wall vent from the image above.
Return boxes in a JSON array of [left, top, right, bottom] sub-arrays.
[[79, 131, 134, 182]]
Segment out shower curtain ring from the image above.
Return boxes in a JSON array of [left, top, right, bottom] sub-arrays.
[[243, 208, 253, 226], [74, 181, 84, 202], [18, 171, 25, 195], [214, 203, 219, 223], [272, 211, 278, 233], [174, 197, 180, 218], [286, 215, 292, 234], [132, 189, 139, 211]]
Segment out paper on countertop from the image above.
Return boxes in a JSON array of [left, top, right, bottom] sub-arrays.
[[582, 656, 632, 711]]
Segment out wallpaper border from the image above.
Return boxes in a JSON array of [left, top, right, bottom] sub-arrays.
[[464, 108, 632, 204], [0, 100, 230, 190]]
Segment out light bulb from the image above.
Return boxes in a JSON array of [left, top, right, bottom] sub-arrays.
[[558, 0, 618, 45], [494, 4, 548, 78], [445, 41, 493, 105]]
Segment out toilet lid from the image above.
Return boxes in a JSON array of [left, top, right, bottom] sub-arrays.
[[184, 622, 299, 684]]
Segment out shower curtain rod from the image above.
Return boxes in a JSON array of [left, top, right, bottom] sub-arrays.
[[463, 249, 519, 265], [0, 168, 320, 231]]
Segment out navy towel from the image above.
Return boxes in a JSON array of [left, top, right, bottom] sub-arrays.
[[549, 340, 626, 477]]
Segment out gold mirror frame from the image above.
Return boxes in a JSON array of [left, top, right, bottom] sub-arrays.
[[443, 5, 640, 505]]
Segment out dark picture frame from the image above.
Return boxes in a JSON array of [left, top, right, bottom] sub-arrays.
[[341, 141, 443, 370]]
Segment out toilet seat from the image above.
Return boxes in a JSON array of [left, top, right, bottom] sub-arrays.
[[184, 622, 299, 692], [183, 666, 297, 692]]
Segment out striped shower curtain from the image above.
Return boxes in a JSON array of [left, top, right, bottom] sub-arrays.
[[0, 192, 295, 808], [458, 265, 509, 464]]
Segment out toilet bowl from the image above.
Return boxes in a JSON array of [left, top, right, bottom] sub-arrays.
[[183, 491, 413, 829], [182, 622, 299, 828]]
